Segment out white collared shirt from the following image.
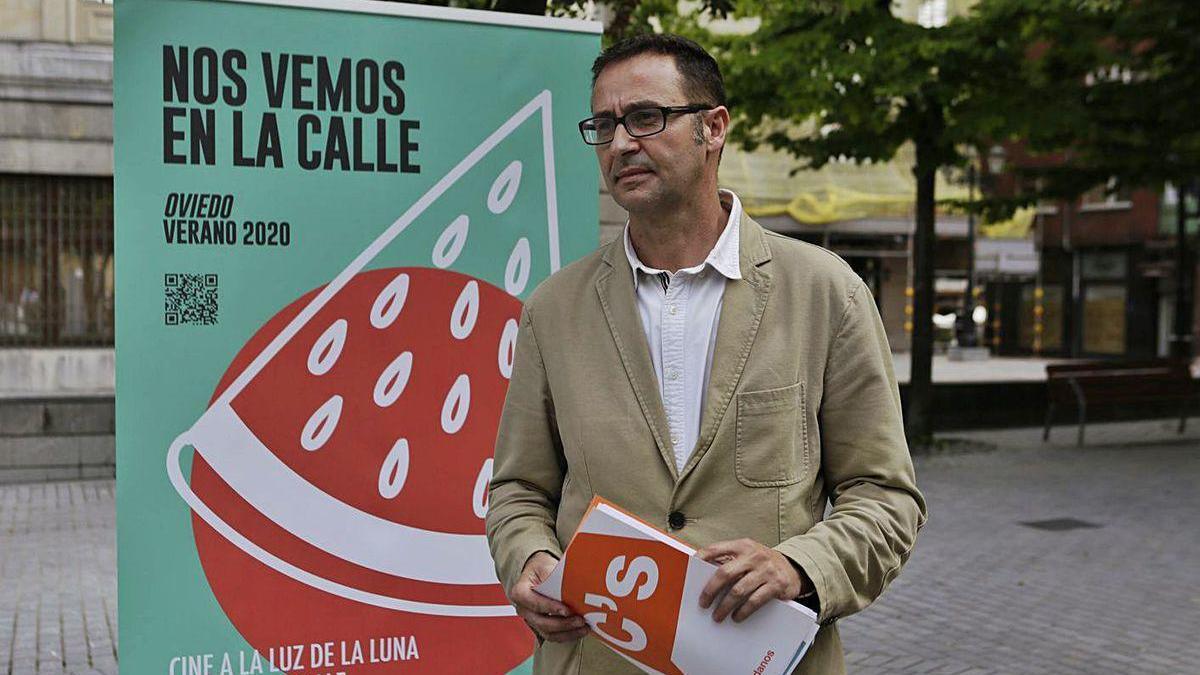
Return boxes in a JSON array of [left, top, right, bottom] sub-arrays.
[[623, 190, 743, 472]]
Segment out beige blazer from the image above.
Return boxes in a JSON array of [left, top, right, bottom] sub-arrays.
[[486, 213, 927, 674]]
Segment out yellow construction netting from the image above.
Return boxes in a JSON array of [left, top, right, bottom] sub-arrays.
[[718, 141, 1033, 238], [980, 207, 1035, 238]]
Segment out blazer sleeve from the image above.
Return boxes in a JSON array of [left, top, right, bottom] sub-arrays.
[[485, 303, 567, 594], [774, 279, 928, 623]]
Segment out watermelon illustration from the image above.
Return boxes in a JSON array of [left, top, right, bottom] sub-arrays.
[[165, 92, 560, 672]]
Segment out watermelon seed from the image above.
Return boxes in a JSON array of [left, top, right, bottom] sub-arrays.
[[370, 272, 410, 329], [374, 351, 414, 408], [505, 237, 531, 296], [473, 458, 493, 518], [301, 395, 343, 452], [441, 374, 471, 434], [487, 160, 523, 215], [498, 318, 519, 379], [450, 280, 480, 341], [432, 214, 469, 268], [307, 318, 348, 376], [378, 438, 411, 499]]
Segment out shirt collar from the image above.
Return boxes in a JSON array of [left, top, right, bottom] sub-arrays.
[[622, 189, 744, 284]]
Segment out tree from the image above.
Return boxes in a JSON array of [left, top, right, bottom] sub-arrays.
[[1013, 0, 1200, 357], [394, 0, 735, 42], [390, 1, 711, 42], [1016, 0, 1200, 192], [701, 0, 1045, 442]]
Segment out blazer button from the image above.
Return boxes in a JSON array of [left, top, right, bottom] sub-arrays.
[[668, 511, 686, 530]]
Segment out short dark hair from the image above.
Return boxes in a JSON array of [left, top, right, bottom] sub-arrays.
[[591, 33, 726, 109]]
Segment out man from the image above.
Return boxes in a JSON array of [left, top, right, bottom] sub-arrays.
[[485, 34, 926, 674]]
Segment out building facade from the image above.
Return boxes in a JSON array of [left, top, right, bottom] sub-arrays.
[[0, 0, 113, 393], [985, 185, 1200, 359]]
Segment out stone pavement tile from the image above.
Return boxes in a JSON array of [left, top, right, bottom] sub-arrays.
[[842, 437, 1200, 674], [860, 653, 893, 667], [884, 654, 932, 671], [845, 650, 873, 665], [929, 664, 975, 675], [1, 480, 117, 674]]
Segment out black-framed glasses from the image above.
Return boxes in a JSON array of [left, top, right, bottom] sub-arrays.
[[578, 105, 714, 145]]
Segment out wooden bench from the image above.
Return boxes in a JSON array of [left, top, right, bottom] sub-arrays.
[[1043, 360, 1197, 446]]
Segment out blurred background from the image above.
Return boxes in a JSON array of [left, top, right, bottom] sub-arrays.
[[0, 1, 1196, 673]]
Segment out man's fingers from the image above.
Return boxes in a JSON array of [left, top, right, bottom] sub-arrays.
[[520, 610, 589, 644], [712, 573, 763, 623], [698, 554, 753, 609], [731, 584, 776, 623], [513, 584, 574, 618], [519, 608, 586, 635], [696, 539, 746, 563], [510, 568, 583, 642]]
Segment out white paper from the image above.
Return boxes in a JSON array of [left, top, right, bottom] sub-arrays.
[[536, 499, 818, 675]]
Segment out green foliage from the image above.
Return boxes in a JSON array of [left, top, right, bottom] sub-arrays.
[[595, 0, 677, 43], [1015, 0, 1200, 194], [543, 0, 725, 44], [692, 0, 1054, 439], [696, 0, 1200, 208], [384, 0, 704, 43], [707, 1, 1043, 176]]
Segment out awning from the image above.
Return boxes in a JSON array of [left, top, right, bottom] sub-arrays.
[[756, 214, 970, 238], [719, 141, 1035, 239]]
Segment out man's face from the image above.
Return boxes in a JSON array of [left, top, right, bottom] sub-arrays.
[[590, 54, 711, 215]]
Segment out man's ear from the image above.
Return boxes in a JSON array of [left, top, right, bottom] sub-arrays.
[[706, 106, 730, 156]]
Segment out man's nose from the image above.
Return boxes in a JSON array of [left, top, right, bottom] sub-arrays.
[[609, 122, 640, 154]]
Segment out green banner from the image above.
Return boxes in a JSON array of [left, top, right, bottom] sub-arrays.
[[114, 1, 599, 672]]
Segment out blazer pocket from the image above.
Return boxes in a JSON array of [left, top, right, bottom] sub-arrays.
[[735, 381, 808, 487]]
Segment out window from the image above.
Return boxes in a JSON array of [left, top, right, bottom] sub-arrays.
[[1082, 285, 1126, 355], [0, 175, 114, 346], [1080, 250, 1127, 281]]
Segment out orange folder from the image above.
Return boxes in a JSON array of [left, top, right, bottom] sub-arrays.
[[536, 497, 818, 675]]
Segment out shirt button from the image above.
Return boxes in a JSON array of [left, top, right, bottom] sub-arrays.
[[670, 433, 679, 444], [668, 511, 686, 530], [669, 305, 678, 315]]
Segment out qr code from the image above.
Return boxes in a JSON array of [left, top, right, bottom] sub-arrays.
[[165, 273, 218, 326]]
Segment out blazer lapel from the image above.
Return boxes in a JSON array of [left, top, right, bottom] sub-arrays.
[[678, 214, 773, 483], [596, 240, 679, 481]]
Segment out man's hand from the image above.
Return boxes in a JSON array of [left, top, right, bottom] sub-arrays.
[[697, 538, 805, 623], [509, 551, 589, 643]]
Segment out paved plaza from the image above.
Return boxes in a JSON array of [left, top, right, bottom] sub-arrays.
[[0, 420, 1198, 674], [841, 420, 1200, 674], [0, 481, 115, 675]]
